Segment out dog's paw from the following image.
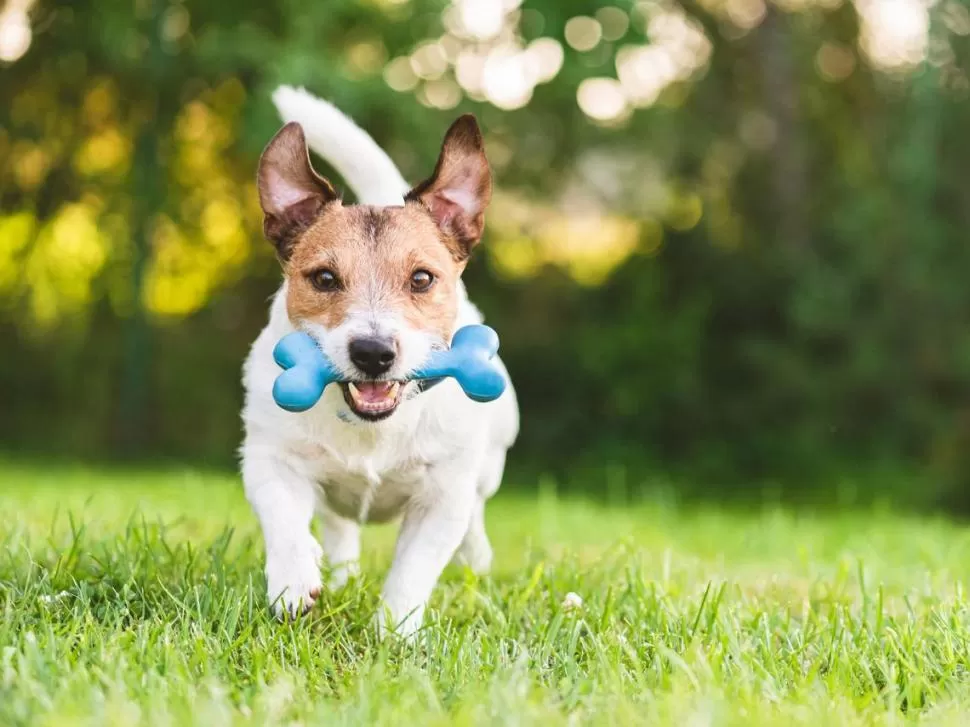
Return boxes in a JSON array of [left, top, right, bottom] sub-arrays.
[[265, 537, 324, 620], [374, 598, 425, 641], [454, 534, 493, 575]]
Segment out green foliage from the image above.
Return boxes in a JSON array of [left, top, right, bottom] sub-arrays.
[[4, 461, 970, 724], [3, 0, 970, 504]]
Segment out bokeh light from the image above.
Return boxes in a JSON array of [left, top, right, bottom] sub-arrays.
[[0, 0, 32, 63], [855, 0, 931, 70], [595, 6, 630, 41], [565, 16, 603, 52], [816, 42, 857, 82], [724, 0, 767, 31], [577, 78, 629, 123], [410, 41, 448, 81], [482, 47, 535, 110], [384, 56, 419, 92]]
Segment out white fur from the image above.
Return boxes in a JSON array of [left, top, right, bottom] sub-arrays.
[[241, 87, 519, 635], [272, 86, 409, 206]]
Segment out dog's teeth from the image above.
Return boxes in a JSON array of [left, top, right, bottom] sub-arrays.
[[346, 381, 402, 415]]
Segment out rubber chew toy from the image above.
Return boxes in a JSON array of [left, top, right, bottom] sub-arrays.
[[272, 325, 507, 413], [272, 330, 343, 413]]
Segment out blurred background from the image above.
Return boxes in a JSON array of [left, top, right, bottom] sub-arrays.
[[2, 0, 969, 508]]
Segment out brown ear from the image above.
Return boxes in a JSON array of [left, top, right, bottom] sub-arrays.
[[405, 115, 491, 260], [257, 122, 338, 260]]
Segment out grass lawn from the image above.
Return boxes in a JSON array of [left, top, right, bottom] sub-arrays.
[[1, 459, 970, 726]]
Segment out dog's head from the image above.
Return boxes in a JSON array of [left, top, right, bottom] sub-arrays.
[[256, 116, 491, 422]]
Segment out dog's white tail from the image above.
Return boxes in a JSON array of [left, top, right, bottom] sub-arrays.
[[271, 85, 409, 206]]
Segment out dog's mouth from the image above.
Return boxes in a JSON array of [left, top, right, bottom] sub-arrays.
[[339, 381, 404, 421]]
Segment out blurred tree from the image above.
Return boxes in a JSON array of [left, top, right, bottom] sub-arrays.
[[2, 0, 970, 508]]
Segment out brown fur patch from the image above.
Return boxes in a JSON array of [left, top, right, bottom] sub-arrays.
[[284, 203, 465, 340]]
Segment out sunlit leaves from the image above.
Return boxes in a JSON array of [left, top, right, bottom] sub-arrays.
[[145, 81, 257, 318], [487, 191, 644, 286], [0, 211, 36, 296], [9, 202, 109, 326]]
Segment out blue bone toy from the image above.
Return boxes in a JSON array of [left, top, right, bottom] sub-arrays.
[[272, 325, 506, 413]]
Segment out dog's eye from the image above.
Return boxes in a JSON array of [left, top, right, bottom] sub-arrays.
[[308, 269, 340, 292], [410, 270, 434, 293]]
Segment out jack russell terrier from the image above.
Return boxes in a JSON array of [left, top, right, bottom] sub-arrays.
[[241, 86, 519, 636]]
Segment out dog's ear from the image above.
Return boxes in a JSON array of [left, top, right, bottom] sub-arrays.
[[406, 115, 491, 260], [257, 122, 338, 260]]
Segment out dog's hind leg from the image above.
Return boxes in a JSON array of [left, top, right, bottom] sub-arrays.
[[452, 447, 505, 573], [319, 504, 361, 591], [453, 497, 492, 574]]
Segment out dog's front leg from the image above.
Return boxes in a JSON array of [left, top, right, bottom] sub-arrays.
[[243, 447, 323, 619], [378, 464, 476, 637]]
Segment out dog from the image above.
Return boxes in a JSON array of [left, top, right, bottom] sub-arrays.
[[240, 86, 519, 636]]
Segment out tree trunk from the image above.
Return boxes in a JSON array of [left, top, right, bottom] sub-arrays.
[[760, 6, 809, 252]]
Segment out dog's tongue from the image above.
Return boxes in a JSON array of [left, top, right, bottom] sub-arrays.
[[355, 381, 394, 403]]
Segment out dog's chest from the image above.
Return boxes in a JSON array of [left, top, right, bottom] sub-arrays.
[[313, 454, 429, 523], [291, 410, 442, 523]]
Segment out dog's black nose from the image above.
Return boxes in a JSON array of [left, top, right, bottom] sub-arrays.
[[348, 337, 396, 377]]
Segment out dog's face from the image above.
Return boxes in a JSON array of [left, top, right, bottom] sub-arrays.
[[256, 116, 491, 422]]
